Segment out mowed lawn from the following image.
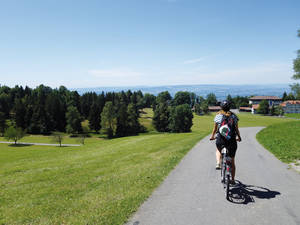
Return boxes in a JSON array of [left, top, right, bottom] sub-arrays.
[[0, 111, 296, 225], [257, 121, 300, 163]]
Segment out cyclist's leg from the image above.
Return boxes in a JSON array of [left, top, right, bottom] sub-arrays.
[[231, 157, 236, 180], [228, 139, 237, 181], [216, 148, 221, 165], [215, 135, 224, 168]]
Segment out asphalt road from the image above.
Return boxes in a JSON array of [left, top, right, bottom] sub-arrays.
[[126, 127, 300, 225]]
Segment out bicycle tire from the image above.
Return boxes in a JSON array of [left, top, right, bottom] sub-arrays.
[[225, 174, 230, 200]]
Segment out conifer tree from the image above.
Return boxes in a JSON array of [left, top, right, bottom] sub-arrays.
[[127, 103, 140, 135], [88, 103, 101, 133], [153, 102, 170, 132]]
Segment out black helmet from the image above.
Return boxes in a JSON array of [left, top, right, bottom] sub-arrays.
[[221, 100, 230, 111]]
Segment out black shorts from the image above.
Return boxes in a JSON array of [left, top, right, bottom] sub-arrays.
[[216, 134, 237, 158]]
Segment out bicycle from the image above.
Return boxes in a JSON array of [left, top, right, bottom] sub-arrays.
[[220, 147, 233, 200], [210, 138, 235, 200]]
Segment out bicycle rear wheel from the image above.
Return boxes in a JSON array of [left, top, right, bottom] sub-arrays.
[[225, 174, 230, 200]]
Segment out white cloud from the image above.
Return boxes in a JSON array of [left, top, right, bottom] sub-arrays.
[[183, 57, 206, 64]]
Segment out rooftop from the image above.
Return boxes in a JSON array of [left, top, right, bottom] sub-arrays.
[[281, 100, 300, 107], [249, 96, 282, 100]]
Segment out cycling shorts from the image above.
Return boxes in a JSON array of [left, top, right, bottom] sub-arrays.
[[216, 134, 237, 158]]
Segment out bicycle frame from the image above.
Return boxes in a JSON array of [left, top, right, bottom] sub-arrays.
[[220, 147, 232, 199]]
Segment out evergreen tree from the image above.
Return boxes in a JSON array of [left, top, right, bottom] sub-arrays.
[[153, 102, 170, 132], [115, 102, 128, 137], [0, 112, 6, 136], [88, 103, 101, 133], [127, 103, 141, 135], [168, 104, 193, 133], [226, 95, 235, 108], [65, 106, 82, 134], [143, 93, 156, 108], [101, 101, 116, 138], [14, 98, 27, 129]]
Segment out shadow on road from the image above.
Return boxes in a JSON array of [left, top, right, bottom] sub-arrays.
[[228, 180, 280, 204]]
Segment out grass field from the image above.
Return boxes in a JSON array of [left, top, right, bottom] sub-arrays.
[[0, 110, 296, 225], [284, 113, 300, 119], [256, 121, 300, 163]]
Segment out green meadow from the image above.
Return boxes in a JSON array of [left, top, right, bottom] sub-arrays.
[[257, 121, 300, 163], [0, 110, 297, 225]]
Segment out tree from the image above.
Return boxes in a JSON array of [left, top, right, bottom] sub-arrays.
[[115, 102, 128, 137], [201, 102, 210, 114], [101, 101, 116, 138], [206, 93, 217, 106], [14, 98, 27, 129], [79, 125, 90, 145], [51, 132, 64, 147], [156, 91, 172, 104], [194, 103, 203, 115], [127, 103, 141, 135], [65, 106, 82, 134], [270, 105, 276, 116], [168, 104, 193, 133], [143, 93, 156, 108], [257, 100, 269, 115], [4, 126, 25, 144], [226, 95, 236, 109], [88, 103, 101, 133], [291, 29, 300, 99], [290, 83, 300, 99], [0, 112, 7, 136], [172, 91, 191, 106], [153, 102, 170, 132]]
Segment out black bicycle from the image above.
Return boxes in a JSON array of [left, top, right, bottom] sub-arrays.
[[220, 147, 233, 200]]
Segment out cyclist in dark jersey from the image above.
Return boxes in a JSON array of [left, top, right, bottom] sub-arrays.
[[210, 100, 241, 183]]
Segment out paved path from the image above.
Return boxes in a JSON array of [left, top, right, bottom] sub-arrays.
[[126, 127, 300, 225], [0, 141, 80, 147]]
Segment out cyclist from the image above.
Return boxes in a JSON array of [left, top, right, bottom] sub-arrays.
[[210, 100, 241, 183]]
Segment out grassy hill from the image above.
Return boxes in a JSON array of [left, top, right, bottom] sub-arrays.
[[0, 110, 296, 225]]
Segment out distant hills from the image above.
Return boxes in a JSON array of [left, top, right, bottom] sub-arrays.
[[73, 84, 291, 100]]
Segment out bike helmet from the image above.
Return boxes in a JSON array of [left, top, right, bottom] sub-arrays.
[[220, 100, 230, 112]]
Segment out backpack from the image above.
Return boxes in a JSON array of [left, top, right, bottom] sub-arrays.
[[219, 114, 236, 140]]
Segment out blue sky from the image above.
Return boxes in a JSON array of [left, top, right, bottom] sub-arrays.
[[0, 0, 299, 88]]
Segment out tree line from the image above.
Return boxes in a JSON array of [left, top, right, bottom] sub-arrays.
[[0, 85, 157, 138]]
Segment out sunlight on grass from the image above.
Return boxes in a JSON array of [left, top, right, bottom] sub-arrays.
[[0, 110, 297, 225]]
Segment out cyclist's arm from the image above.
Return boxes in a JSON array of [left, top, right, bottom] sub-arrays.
[[236, 123, 242, 141], [210, 123, 218, 140]]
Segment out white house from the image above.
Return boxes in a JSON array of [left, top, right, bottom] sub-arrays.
[[249, 96, 282, 114]]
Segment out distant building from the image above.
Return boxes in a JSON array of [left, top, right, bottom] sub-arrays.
[[280, 100, 300, 114], [239, 106, 252, 112], [249, 96, 282, 107], [209, 106, 221, 112], [249, 96, 282, 114]]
